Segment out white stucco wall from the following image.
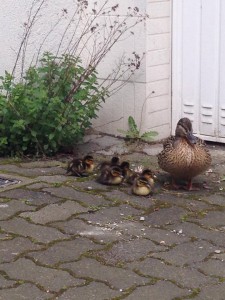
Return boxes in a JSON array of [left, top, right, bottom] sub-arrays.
[[94, 0, 171, 139], [0, 0, 171, 140]]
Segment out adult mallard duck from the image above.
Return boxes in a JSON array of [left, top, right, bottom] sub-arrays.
[[158, 117, 211, 190]]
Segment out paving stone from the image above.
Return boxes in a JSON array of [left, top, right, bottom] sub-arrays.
[[0, 258, 83, 292], [44, 186, 107, 206], [94, 135, 124, 148], [142, 144, 162, 156], [168, 222, 225, 247], [124, 280, 190, 300], [34, 175, 68, 184], [0, 218, 68, 243], [20, 160, 65, 168], [82, 134, 103, 143], [105, 189, 132, 202], [0, 233, 12, 240], [0, 189, 62, 206], [197, 259, 225, 277], [193, 282, 225, 300], [80, 205, 142, 225], [114, 221, 190, 245], [127, 258, 217, 289], [0, 274, 16, 288], [68, 179, 111, 192], [96, 238, 164, 265], [154, 192, 211, 211], [96, 143, 129, 155], [0, 164, 65, 177], [152, 240, 217, 266], [57, 282, 121, 300], [0, 199, 36, 220], [28, 238, 104, 266], [52, 218, 126, 243], [212, 252, 225, 260], [26, 182, 51, 189], [73, 141, 103, 155], [198, 210, 225, 228], [108, 189, 155, 209], [0, 237, 42, 263], [0, 283, 51, 300], [61, 258, 149, 290], [120, 152, 157, 168], [143, 206, 187, 226], [203, 194, 225, 206], [20, 201, 89, 224]]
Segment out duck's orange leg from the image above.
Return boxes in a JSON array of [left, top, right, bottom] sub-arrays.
[[186, 179, 200, 191]]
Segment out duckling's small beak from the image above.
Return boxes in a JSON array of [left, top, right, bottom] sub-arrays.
[[186, 131, 197, 144]]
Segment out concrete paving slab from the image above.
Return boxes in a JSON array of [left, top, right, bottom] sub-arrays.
[[61, 258, 150, 290], [57, 282, 121, 300], [125, 280, 190, 300], [0, 258, 83, 293], [0, 283, 52, 300], [27, 238, 104, 266]]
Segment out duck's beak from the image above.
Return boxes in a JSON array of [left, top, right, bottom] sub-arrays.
[[186, 131, 197, 144]]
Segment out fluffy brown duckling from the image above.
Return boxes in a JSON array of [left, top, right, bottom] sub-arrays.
[[83, 155, 95, 174], [67, 155, 94, 177], [120, 161, 136, 183], [158, 117, 211, 190], [132, 176, 152, 196], [142, 169, 155, 188], [98, 156, 120, 171], [124, 167, 155, 186], [98, 165, 123, 185]]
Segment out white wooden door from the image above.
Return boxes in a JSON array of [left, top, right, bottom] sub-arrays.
[[172, 0, 225, 142]]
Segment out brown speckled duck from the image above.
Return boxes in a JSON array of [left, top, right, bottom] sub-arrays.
[[158, 117, 211, 190]]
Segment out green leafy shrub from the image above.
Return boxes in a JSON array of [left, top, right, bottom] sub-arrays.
[[118, 116, 158, 142], [0, 52, 106, 156]]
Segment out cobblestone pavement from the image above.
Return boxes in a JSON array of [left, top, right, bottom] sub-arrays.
[[0, 134, 225, 299]]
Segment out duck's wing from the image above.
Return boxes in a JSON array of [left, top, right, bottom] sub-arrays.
[[162, 135, 176, 150]]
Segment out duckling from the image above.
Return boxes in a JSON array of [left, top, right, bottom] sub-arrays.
[[158, 117, 211, 190], [132, 176, 152, 196], [66, 155, 94, 177], [120, 161, 136, 183], [83, 155, 95, 174], [98, 156, 120, 171], [98, 166, 123, 185], [142, 169, 155, 188]]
